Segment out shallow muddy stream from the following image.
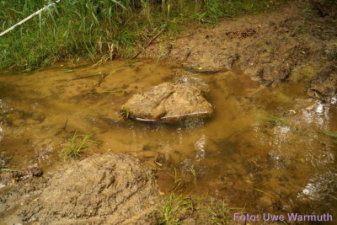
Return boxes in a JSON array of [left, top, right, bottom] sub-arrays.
[[0, 60, 336, 223]]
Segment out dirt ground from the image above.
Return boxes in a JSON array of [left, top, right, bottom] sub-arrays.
[[0, 154, 160, 225], [142, 3, 337, 88], [0, 154, 250, 225]]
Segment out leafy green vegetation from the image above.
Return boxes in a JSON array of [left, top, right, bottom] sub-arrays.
[[206, 200, 239, 225], [261, 115, 289, 125], [323, 130, 337, 143], [119, 108, 130, 118], [0, 168, 20, 172], [158, 193, 238, 225], [159, 193, 194, 225], [63, 132, 95, 159], [324, 130, 337, 138], [0, 0, 285, 72]]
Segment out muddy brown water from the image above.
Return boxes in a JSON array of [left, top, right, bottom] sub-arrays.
[[0, 60, 336, 222]]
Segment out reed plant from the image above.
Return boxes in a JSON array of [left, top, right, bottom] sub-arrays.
[[63, 132, 95, 159]]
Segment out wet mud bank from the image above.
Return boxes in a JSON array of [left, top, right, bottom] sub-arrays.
[[6, 154, 160, 225], [142, 3, 337, 89]]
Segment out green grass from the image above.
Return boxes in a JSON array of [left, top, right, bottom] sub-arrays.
[[159, 193, 194, 225], [323, 130, 337, 138], [0, 0, 285, 72], [158, 193, 239, 225], [206, 200, 240, 225], [63, 132, 95, 159], [323, 130, 337, 143], [0, 168, 20, 172], [261, 115, 289, 125], [119, 108, 130, 119]]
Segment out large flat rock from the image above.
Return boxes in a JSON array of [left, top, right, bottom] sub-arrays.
[[121, 82, 213, 122]]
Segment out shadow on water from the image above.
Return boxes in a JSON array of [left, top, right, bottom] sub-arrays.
[[0, 60, 336, 222]]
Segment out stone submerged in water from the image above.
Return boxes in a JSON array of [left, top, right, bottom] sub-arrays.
[[121, 82, 213, 122], [308, 64, 337, 101]]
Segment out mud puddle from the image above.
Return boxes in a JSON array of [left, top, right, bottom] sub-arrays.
[[0, 60, 336, 223]]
